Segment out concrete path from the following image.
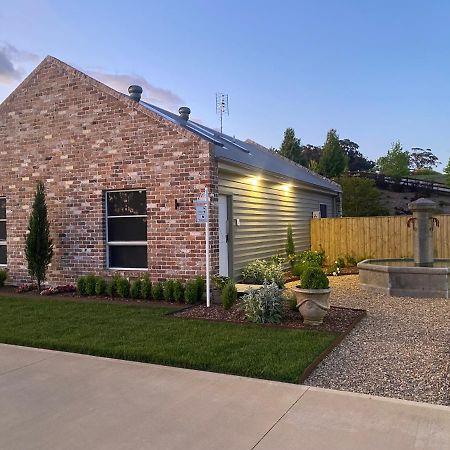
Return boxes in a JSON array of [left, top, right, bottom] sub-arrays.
[[0, 344, 448, 450]]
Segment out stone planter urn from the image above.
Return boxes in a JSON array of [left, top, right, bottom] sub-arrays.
[[292, 287, 331, 325]]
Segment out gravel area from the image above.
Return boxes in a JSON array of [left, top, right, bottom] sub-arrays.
[[305, 275, 450, 406]]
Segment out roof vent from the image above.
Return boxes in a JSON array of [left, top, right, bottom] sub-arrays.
[[178, 106, 191, 120], [128, 85, 143, 102]]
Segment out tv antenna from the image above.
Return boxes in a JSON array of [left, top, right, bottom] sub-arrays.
[[216, 93, 229, 133]]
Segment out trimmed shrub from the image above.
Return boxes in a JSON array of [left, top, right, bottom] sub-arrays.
[[76, 276, 87, 295], [293, 261, 318, 278], [241, 259, 284, 288], [85, 274, 97, 296], [195, 276, 205, 302], [106, 277, 118, 297], [0, 269, 7, 287], [184, 280, 198, 304], [172, 280, 185, 303], [242, 282, 283, 324], [116, 277, 131, 298], [163, 279, 175, 302], [222, 281, 237, 310], [130, 279, 143, 299], [95, 277, 107, 296], [296, 250, 325, 267], [300, 267, 329, 290], [152, 282, 164, 301], [140, 276, 152, 300]]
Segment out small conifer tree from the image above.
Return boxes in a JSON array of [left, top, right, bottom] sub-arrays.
[[285, 224, 296, 268], [25, 181, 53, 291]]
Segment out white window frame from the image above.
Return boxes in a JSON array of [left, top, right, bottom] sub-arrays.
[[0, 197, 6, 267], [105, 190, 148, 271]]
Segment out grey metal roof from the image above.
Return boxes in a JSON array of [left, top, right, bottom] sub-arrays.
[[140, 101, 341, 193]]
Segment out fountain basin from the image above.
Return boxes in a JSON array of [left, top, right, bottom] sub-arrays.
[[357, 259, 450, 299]]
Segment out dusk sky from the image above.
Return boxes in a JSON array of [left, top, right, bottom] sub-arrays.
[[1, 0, 449, 168]]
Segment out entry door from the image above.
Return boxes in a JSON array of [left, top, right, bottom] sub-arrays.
[[218, 195, 229, 277]]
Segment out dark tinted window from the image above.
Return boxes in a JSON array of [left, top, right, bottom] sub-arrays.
[[0, 198, 5, 219], [109, 245, 147, 269], [107, 191, 146, 216], [107, 217, 146, 241], [320, 204, 328, 218], [0, 245, 6, 265], [0, 222, 5, 241]]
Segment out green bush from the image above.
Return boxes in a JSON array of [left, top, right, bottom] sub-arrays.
[[222, 281, 237, 310], [172, 280, 185, 303], [293, 260, 318, 278], [76, 276, 87, 295], [211, 275, 230, 292], [195, 276, 205, 302], [184, 280, 198, 304], [241, 259, 284, 288], [0, 269, 7, 287], [163, 279, 175, 302], [85, 274, 97, 296], [116, 277, 131, 298], [242, 282, 283, 324], [140, 276, 152, 300], [106, 277, 118, 297], [297, 250, 325, 267], [95, 277, 107, 296], [152, 282, 164, 301], [300, 267, 329, 290], [130, 279, 143, 299], [345, 255, 357, 267]]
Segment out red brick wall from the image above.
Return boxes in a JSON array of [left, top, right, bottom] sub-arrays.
[[0, 56, 219, 285]]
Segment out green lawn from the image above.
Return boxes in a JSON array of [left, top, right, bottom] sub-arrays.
[[0, 296, 337, 383]]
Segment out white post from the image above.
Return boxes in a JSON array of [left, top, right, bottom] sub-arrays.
[[205, 187, 211, 307]]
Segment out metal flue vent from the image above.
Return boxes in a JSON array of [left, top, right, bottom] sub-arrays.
[[128, 85, 143, 102], [178, 107, 191, 120]]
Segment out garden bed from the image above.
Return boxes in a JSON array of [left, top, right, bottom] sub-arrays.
[[174, 303, 365, 333]]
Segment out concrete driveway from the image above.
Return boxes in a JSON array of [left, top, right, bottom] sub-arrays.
[[0, 344, 449, 450]]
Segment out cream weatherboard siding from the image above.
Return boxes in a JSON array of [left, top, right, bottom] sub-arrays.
[[218, 162, 339, 278]]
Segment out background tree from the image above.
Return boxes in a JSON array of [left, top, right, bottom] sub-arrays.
[[299, 144, 322, 167], [278, 128, 304, 165], [25, 181, 53, 291], [444, 157, 450, 186], [409, 148, 439, 172], [337, 176, 389, 217], [376, 141, 410, 177], [339, 138, 375, 172], [318, 129, 347, 178]]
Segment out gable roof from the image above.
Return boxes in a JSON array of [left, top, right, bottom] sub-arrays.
[[140, 102, 341, 193], [1, 55, 341, 194]]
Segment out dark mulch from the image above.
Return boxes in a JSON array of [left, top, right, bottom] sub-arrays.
[[174, 303, 366, 333]]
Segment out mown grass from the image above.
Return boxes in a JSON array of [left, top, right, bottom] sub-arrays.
[[0, 296, 337, 383]]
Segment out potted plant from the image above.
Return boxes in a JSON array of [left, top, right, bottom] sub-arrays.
[[291, 266, 330, 325]]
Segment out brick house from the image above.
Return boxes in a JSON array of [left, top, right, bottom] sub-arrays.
[[0, 56, 341, 286]]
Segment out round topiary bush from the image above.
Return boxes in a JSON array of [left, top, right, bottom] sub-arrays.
[[300, 267, 329, 290]]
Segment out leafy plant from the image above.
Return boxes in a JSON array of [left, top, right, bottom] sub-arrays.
[[140, 276, 152, 300], [300, 267, 329, 290], [211, 275, 230, 292], [0, 269, 7, 287], [85, 274, 97, 296], [376, 141, 410, 177], [116, 277, 131, 298], [163, 279, 175, 302], [345, 255, 357, 267], [172, 280, 185, 303], [76, 276, 87, 295], [283, 290, 298, 311], [130, 279, 143, 299], [25, 181, 54, 291], [184, 280, 198, 304], [293, 250, 325, 278], [152, 282, 164, 301], [222, 281, 237, 310], [241, 282, 283, 324], [95, 277, 107, 296], [285, 224, 296, 268], [293, 261, 317, 278], [106, 277, 119, 297], [241, 259, 284, 288]]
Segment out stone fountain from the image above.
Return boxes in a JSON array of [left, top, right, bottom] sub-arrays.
[[358, 198, 449, 298]]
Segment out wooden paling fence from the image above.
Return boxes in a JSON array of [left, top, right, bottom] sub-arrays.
[[310, 215, 450, 263]]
